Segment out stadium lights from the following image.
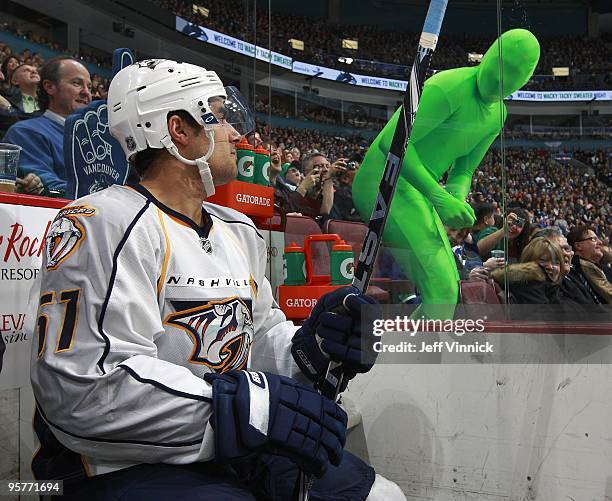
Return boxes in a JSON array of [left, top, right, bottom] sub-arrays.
[[468, 52, 483, 63], [553, 67, 570, 77], [338, 57, 354, 64], [289, 39, 304, 51], [193, 5, 210, 17], [342, 39, 358, 50]]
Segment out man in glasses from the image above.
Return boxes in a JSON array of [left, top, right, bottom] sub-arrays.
[[567, 225, 611, 304], [28, 59, 401, 500]]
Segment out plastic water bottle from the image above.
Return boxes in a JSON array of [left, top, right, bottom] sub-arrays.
[[253, 146, 270, 186], [283, 242, 306, 285], [331, 240, 354, 285], [236, 137, 255, 183]]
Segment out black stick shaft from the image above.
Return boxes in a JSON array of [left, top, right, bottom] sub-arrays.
[[295, 2, 449, 499]]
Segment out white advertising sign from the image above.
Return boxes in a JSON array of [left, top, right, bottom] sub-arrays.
[[0, 203, 59, 390], [292, 60, 408, 91], [176, 16, 611, 101], [506, 90, 612, 102], [176, 17, 292, 69]]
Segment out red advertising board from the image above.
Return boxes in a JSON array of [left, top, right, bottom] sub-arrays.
[[207, 181, 274, 218]]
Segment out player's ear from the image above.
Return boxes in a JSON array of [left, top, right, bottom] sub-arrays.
[[167, 113, 192, 146]]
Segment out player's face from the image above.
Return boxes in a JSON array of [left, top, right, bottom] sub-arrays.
[[202, 122, 242, 187]]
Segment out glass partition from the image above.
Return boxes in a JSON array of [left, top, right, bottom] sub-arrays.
[[1, 0, 611, 498], [497, 0, 611, 318]]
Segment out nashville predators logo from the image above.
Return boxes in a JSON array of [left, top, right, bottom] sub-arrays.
[[165, 297, 253, 373], [46, 205, 96, 270]]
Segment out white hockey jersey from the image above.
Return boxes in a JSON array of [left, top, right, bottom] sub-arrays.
[[30, 183, 299, 479]]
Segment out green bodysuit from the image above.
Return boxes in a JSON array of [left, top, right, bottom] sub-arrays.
[[352, 29, 540, 313]]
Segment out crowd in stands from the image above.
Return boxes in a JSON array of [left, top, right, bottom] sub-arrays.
[[254, 99, 388, 130], [260, 123, 611, 309], [257, 120, 610, 239], [1, 48, 95, 196], [0, 36, 109, 124], [161, 0, 611, 87], [0, 47, 608, 311], [0, 20, 112, 69], [0, 27, 608, 245]]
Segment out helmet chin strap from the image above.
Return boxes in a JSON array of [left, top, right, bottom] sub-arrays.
[[160, 128, 216, 197]]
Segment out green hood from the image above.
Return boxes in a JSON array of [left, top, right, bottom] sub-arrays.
[[477, 29, 540, 103]]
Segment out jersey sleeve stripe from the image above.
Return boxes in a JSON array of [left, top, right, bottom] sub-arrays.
[[117, 363, 212, 403], [96, 200, 151, 374], [35, 401, 202, 448]]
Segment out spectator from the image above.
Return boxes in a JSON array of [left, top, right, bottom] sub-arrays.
[[0, 55, 19, 94], [287, 151, 339, 223], [567, 225, 612, 303], [330, 158, 361, 222], [290, 146, 301, 163], [491, 236, 563, 305], [471, 203, 496, 241], [446, 226, 504, 281], [284, 163, 302, 187], [473, 205, 529, 262], [3, 56, 92, 195], [268, 146, 296, 211], [6, 64, 40, 113], [533, 226, 603, 308]]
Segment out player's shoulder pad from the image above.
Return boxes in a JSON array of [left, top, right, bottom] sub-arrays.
[[204, 202, 265, 242], [65, 184, 154, 229], [45, 186, 155, 271]]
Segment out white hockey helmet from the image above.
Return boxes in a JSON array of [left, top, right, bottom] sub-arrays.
[[108, 59, 254, 197]]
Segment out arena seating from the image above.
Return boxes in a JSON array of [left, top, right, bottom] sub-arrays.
[[156, 0, 612, 87]]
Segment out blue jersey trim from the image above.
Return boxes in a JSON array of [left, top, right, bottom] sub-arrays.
[[118, 363, 212, 403], [132, 183, 213, 238], [35, 402, 203, 448], [96, 200, 151, 374], [208, 212, 265, 241]]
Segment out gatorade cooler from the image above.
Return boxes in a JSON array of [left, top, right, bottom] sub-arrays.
[[236, 137, 255, 183]]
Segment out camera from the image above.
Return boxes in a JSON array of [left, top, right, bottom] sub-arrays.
[[346, 161, 357, 170]]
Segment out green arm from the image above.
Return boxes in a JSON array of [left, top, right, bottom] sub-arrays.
[[445, 131, 499, 201], [376, 87, 475, 229]]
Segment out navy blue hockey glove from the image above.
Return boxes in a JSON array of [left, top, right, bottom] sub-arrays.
[[291, 286, 378, 389], [204, 370, 347, 477]]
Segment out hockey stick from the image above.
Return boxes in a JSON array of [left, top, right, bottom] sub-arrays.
[[293, 1, 449, 499]]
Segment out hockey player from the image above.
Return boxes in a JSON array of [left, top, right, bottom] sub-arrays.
[[29, 59, 405, 500]]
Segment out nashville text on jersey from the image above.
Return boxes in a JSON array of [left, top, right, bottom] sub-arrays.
[[166, 275, 252, 288]]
